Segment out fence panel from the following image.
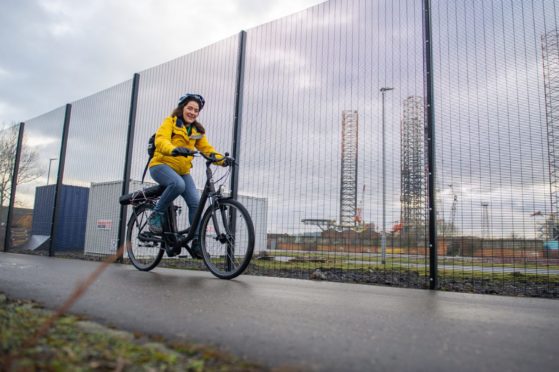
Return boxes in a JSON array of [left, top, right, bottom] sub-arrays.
[[0, 124, 22, 251], [7, 107, 66, 255], [51, 81, 133, 258], [127, 35, 241, 267], [239, 0, 428, 287], [432, 0, 559, 296]]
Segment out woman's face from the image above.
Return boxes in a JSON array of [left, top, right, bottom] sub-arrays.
[[182, 100, 200, 124]]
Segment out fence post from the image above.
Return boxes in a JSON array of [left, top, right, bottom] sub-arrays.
[[423, 0, 438, 289], [230, 30, 247, 199], [4, 123, 25, 252], [117, 73, 141, 261], [49, 104, 72, 257]]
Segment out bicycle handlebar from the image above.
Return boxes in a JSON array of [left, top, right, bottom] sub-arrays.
[[173, 150, 236, 166]]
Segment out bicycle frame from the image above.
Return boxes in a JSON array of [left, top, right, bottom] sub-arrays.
[[172, 164, 221, 241], [139, 159, 228, 250]]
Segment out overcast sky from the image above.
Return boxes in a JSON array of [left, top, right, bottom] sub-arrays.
[[0, 0, 325, 126]]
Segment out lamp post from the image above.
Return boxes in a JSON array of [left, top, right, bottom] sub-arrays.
[[380, 87, 394, 264], [47, 158, 57, 185]]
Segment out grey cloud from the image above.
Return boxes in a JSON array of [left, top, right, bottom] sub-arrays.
[[0, 0, 325, 125]]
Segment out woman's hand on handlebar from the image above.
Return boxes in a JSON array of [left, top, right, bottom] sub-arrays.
[[203, 152, 235, 167], [172, 148, 235, 166], [171, 147, 196, 157], [221, 155, 235, 167]]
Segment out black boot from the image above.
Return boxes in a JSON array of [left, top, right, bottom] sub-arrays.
[[189, 239, 204, 259]]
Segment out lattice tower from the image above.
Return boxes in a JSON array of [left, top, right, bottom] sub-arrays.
[[542, 30, 559, 240], [400, 96, 427, 239], [339, 110, 359, 228], [449, 184, 458, 237], [481, 202, 490, 239]]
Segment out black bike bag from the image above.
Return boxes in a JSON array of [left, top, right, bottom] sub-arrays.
[[119, 185, 165, 205]]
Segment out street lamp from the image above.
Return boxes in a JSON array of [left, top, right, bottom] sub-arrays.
[[46, 158, 58, 185], [380, 87, 394, 265]]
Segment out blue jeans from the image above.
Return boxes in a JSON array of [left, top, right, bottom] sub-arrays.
[[149, 164, 200, 226]]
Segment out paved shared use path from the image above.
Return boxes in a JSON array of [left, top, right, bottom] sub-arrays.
[[0, 253, 558, 371]]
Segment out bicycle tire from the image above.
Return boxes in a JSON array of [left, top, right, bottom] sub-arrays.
[[126, 203, 164, 271], [200, 199, 255, 279]]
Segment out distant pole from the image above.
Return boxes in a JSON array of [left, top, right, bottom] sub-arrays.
[[380, 87, 394, 265], [481, 202, 490, 239]]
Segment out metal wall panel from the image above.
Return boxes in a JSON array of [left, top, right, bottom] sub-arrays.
[[84, 180, 146, 256], [31, 184, 89, 251]]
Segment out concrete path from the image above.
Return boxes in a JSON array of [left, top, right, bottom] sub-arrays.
[[0, 252, 558, 371]]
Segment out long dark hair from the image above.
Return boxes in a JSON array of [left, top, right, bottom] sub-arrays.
[[171, 100, 205, 134]]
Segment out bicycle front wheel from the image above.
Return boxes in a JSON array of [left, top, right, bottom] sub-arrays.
[[200, 199, 255, 279], [126, 203, 164, 271]]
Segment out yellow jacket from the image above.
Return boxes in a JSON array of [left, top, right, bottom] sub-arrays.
[[149, 116, 220, 175]]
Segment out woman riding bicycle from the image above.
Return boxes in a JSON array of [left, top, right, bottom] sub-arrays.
[[147, 93, 224, 257]]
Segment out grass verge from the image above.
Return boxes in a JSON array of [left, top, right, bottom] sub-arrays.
[[0, 292, 265, 371]]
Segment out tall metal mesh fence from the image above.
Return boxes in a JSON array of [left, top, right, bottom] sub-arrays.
[[58, 81, 133, 257], [432, 0, 559, 296], [239, 0, 428, 287], [126, 35, 240, 266], [8, 107, 66, 255], [5, 0, 559, 297]]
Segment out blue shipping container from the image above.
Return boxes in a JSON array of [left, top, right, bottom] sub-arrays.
[[31, 184, 90, 251]]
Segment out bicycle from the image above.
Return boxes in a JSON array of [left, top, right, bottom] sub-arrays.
[[119, 151, 255, 279]]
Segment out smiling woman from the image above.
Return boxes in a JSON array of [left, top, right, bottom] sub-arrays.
[[146, 94, 226, 249]]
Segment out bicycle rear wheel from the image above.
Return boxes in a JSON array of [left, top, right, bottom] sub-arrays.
[[200, 199, 254, 279], [126, 203, 164, 271]]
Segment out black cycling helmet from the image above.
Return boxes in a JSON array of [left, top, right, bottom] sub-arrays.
[[178, 93, 205, 110]]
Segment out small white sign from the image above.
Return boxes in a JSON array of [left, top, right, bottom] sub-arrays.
[[97, 219, 112, 230]]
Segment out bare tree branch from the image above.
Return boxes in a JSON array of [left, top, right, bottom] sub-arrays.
[[0, 125, 41, 209]]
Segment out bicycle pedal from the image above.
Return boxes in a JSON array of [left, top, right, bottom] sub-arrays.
[[165, 245, 182, 257], [138, 232, 158, 242]]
